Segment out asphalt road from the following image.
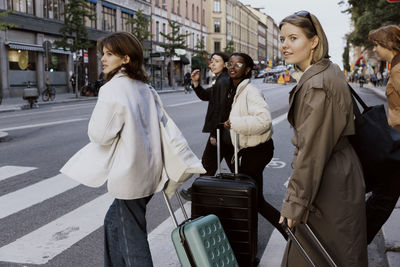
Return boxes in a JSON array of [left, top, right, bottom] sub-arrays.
[[0, 79, 386, 267]]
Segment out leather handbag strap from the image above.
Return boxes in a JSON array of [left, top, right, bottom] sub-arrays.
[[348, 84, 366, 122]]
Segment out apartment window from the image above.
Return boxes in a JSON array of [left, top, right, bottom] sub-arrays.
[[156, 21, 159, 42], [7, 0, 34, 14], [214, 0, 220, 12], [121, 12, 134, 33], [191, 4, 194, 20], [172, 0, 175, 13], [214, 20, 220, 33], [84, 2, 96, 29], [162, 23, 166, 43], [214, 41, 221, 52], [186, 30, 189, 47], [162, 0, 166, 10], [102, 6, 116, 32], [202, 9, 205, 25], [185, 1, 188, 18], [196, 6, 199, 22], [43, 0, 64, 21], [155, 0, 159, 7], [177, 0, 180, 15], [192, 33, 194, 49]]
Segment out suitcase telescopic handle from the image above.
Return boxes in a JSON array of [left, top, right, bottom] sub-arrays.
[[282, 219, 337, 267], [216, 125, 239, 175], [162, 190, 189, 228]]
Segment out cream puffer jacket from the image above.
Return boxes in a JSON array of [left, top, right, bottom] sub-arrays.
[[229, 79, 272, 149]]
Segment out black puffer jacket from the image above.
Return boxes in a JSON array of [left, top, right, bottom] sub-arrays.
[[193, 70, 231, 138]]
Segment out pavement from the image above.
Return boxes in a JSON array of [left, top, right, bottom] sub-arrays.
[[1, 82, 399, 266]]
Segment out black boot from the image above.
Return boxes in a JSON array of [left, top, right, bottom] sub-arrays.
[[180, 187, 192, 201]]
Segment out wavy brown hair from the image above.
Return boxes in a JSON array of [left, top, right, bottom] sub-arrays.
[[97, 32, 149, 82], [369, 25, 400, 54]]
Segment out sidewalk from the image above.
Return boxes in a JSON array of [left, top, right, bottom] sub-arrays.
[[0, 85, 184, 141]]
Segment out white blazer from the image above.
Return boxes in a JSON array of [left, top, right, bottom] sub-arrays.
[[85, 72, 164, 199], [229, 79, 272, 149]]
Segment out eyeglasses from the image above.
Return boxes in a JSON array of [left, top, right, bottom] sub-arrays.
[[227, 62, 244, 68], [295, 10, 317, 35]]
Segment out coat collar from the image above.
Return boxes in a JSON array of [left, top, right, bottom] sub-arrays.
[[288, 59, 331, 125], [233, 79, 250, 101], [392, 53, 400, 69]]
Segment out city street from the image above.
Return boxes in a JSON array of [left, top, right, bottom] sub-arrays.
[[0, 79, 388, 266]]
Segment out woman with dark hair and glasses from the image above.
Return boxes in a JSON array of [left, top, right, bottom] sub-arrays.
[[223, 52, 288, 240], [278, 12, 367, 266]]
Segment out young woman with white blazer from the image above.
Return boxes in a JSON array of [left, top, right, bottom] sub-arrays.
[[93, 32, 164, 267]]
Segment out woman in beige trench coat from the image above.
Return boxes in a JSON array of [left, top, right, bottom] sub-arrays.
[[278, 11, 368, 266]]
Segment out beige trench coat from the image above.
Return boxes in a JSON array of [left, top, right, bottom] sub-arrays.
[[281, 59, 368, 266]]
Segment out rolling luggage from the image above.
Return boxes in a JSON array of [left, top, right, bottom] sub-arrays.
[[191, 128, 258, 266], [282, 219, 337, 267], [162, 190, 239, 267]]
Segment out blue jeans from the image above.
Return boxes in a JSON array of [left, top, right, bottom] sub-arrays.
[[104, 195, 153, 267]]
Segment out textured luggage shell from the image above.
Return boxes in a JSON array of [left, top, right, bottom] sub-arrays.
[[191, 175, 258, 266], [171, 214, 239, 267]]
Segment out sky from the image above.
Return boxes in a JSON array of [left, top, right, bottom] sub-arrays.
[[240, 0, 351, 69]]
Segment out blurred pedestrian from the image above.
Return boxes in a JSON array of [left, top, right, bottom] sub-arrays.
[[180, 52, 234, 200], [224, 52, 288, 239], [278, 11, 367, 266], [183, 70, 192, 93], [365, 24, 400, 244]]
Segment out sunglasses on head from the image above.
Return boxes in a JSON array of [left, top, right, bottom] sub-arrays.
[[295, 10, 317, 35]]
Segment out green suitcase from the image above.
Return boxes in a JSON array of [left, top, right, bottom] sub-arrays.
[[163, 191, 239, 267]]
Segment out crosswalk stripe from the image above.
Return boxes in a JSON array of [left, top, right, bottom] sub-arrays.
[[149, 202, 191, 266], [0, 174, 79, 220], [0, 117, 89, 132], [0, 193, 113, 264], [0, 165, 37, 182]]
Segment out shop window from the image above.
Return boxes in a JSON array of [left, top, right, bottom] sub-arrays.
[[102, 6, 116, 32], [48, 53, 67, 72], [7, 0, 34, 15], [84, 2, 97, 29], [121, 12, 133, 33], [43, 0, 65, 21], [9, 49, 36, 70]]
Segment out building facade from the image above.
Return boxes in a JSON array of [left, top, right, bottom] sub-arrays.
[[0, 0, 151, 99], [206, 0, 258, 60], [150, 0, 208, 88]]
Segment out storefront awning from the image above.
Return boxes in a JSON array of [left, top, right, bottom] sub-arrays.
[[7, 42, 43, 52], [6, 41, 72, 55]]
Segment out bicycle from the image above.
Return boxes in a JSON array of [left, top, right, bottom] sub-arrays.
[[42, 85, 56, 101]]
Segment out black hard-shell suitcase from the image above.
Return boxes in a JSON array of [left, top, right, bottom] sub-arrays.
[[191, 128, 258, 266]]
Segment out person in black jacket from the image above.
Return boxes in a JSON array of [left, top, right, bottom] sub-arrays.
[[180, 52, 234, 200]]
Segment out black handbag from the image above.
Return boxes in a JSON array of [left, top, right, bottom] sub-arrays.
[[348, 84, 400, 190]]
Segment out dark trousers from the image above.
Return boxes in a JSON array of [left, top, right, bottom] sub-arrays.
[[238, 139, 288, 240], [104, 195, 153, 267], [201, 135, 235, 176], [366, 166, 400, 244]]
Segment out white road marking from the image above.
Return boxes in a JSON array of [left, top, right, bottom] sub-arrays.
[[272, 112, 288, 126], [260, 229, 287, 267], [0, 174, 79, 219], [0, 165, 37, 182], [166, 100, 201, 108], [149, 202, 191, 266], [0, 193, 113, 264], [0, 118, 89, 132]]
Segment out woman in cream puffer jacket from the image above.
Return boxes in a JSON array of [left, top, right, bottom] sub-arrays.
[[224, 52, 288, 239]]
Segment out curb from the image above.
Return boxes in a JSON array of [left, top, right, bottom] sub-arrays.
[[0, 89, 185, 114]]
